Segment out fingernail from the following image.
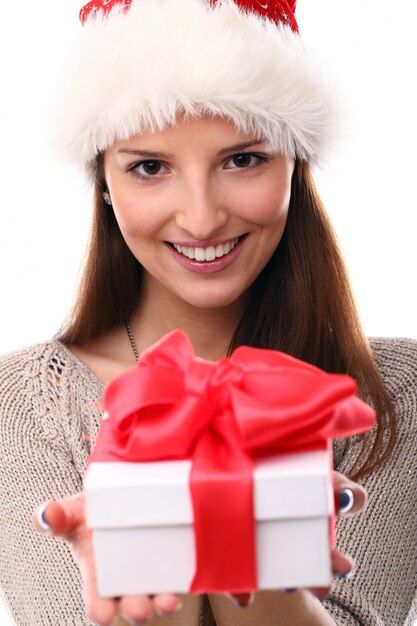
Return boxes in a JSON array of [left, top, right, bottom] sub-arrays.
[[174, 599, 183, 612], [241, 593, 255, 608], [155, 600, 183, 617], [335, 569, 355, 581], [120, 614, 149, 625], [36, 503, 51, 532], [226, 593, 254, 608], [339, 488, 354, 514]]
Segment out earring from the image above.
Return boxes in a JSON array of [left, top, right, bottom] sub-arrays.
[[103, 191, 112, 205]]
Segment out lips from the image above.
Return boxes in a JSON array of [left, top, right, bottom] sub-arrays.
[[165, 234, 247, 273]]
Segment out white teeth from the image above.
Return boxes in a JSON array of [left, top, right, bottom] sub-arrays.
[[172, 237, 242, 261], [215, 244, 224, 258], [195, 248, 205, 261], [205, 246, 216, 261]]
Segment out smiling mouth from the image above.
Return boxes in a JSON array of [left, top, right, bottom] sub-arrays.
[[167, 235, 247, 262]]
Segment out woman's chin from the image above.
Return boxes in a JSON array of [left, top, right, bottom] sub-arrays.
[[173, 288, 247, 311]]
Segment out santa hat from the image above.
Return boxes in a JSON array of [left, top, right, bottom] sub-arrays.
[[52, 0, 339, 177]]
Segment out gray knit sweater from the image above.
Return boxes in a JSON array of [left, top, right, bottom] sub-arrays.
[[0, 338, 416, 626]]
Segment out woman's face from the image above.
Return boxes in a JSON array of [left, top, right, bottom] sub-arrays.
[[103, 115, 294, 310]]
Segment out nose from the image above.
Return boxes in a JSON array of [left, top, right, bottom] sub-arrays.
[[174, 176, 228, 240]]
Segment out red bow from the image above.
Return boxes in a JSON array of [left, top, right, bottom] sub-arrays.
[[90, 330, 375, 592]]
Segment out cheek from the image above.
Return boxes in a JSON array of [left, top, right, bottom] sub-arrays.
[[112, 193, 169, 238], [241, 179, 291, 227]]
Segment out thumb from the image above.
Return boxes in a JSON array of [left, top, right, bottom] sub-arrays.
[[33, 493, 85, 538]]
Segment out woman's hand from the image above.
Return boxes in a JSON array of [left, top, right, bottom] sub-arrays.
[[32, 470, 366, 621], [32, 493, 182, 625], [230, 470, 367, 608], [307, 470, 367, 598]]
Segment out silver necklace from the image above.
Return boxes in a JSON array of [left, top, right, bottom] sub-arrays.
[[124, 319, 139, 363]]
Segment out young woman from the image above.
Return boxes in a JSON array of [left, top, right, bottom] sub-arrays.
[[1, 1, 416, 625]]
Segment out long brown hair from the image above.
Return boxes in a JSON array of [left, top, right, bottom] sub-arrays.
[[59, 157, 396, 481]]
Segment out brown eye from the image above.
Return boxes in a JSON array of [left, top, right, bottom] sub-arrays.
[[226, 153, 268, 171], [140, 161, 162, 175], [130, 160, 168, 181], [232, 154, 253, 168]]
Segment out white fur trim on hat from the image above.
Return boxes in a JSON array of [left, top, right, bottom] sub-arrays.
[[51, 0, 339, 178]]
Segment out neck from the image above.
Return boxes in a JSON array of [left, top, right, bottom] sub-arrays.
[[130, 279, 247, 362]]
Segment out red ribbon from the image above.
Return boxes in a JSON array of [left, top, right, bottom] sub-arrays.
[[89, 330, 376, 593]]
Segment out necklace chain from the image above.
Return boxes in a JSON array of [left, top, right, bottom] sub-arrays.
[[124, 320, 139, 363]]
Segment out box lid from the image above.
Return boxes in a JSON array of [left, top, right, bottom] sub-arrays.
[[84, 450, 332, 529]]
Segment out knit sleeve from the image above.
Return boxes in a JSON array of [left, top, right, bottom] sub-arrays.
[[322, 338, 417, 626], [0, 344, 98, 626]]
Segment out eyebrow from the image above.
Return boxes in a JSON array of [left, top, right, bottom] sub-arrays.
[[117, 139, 267, 159], [217, 139, 267, 155]]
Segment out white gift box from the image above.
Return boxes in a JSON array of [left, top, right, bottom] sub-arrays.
[[84, 449, 333, 597]]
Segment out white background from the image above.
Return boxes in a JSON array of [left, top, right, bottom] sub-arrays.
[[0, 1, 416, 624]]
